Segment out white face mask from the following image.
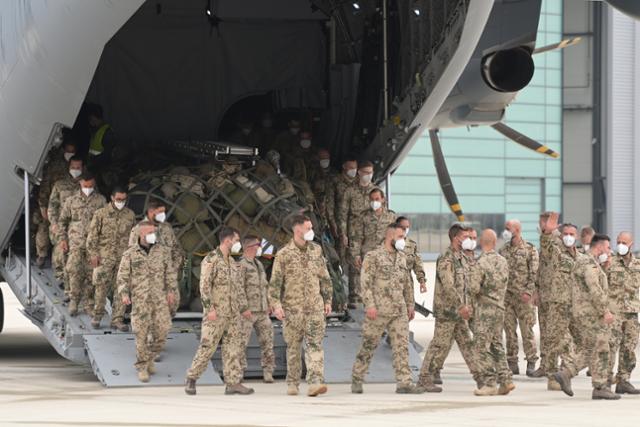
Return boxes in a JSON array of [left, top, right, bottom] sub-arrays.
[[598, 253, 608, 264], [300, 139, 312, 149], [461, 237, 475, 251], [145, 233, 157, 245], [404, 228, 410, 237], [155, 212, 166, 223], [360, 173, 373, 184], [256, 246, 263, 257], [290, 127, 300, 135], [536, 225, 542, 234], [319, 159, 330, 169], [114, 201, 126, 211], [617, 243, 630, 256], [69, 168, 82, 179], [562, 235, 576, 248], [502, 230, 513, 242], [81, 187, 94, 197], [303, 229, 315, 241], [346, 168, 357, 178], [64, 152, 74, 161], [370, 200, 382, 210], [583, 244, 590, 251], [231, 241, 242, 254], [394, 238, 406, 251], [470, 240, 478, 251]]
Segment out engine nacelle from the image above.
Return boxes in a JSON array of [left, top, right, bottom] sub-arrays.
[[481, 47, 534, 93]]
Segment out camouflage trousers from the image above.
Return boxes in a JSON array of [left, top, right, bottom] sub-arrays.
[[92, 259, 126, 323], [352, 313, 412, 386], [504, 291, 538, 363], [50, 229, 68, 285], [283, 311, 326, 385], [537, 299, 548, 371], [66, 248, 94, 309], [564, 313, 611, 389], [542, 301, 575, 378], [33, 210, 50, 258], [240, 311, 276, 374], [187, 316, 244, 385], [608, 313, 639, 382], [347, 252, 361, 303], [471, 305, 511, 387], [419, 317, 478, 383], [131, 301, 171, 371]]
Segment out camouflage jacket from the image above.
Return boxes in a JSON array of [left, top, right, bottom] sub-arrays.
[[337, 182, 377, 238], [129, 219, 184, 271], [538, 232, 580, 304], [350, 208, 397, 259], [360, 245, 413, 317], [86, 203, 136, 263], [572, 253, 609, 318], [58, 191, 106, 251], [310, 168, 338, 229], [47, 176, 80, 227], [199, 248, 248, 317], [239, 256, 270, 313], [499, 238, 539, 296], [330, 173, 356, 235], [606, 254, 640, 314], [117, 243, 177, 314], [468, 250, 509, 310], [269, 239, 332, 314], [433, 247, 468, 320], [38, 149, 69, 208], [404, 238, 426, 284]]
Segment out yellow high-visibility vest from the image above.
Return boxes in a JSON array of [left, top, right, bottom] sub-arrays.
[[89, 124, 110, 156]]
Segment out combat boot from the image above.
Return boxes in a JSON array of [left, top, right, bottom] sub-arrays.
[[225, 384, 255, 395], [415, 378, 443, 393], [351, 381, 363, 394], [547, 377, 562, 391], [147, 361, 156, 375], [592, 387, 621, 400], [396, 384, 424, 394], [433, 370, 443, 385], [530, 366, 546, 378], [185, 378, 196, 395], [63, 295, 71, 303], [137, 369, 150, 383], [68, 300, 78, 317], [91, 316, 101, 329], [36, 257, 46, 268], [508, 360, 519, 375], [263, 370, 274, 384], [615, 380, 640, 395], [111, 321, 129, 332], [526, 361, 536, 377], [554, 369, 574, 397], [307, 384, 328, 397], [474, 385, 498, 396], [498, 382, 516, 395], [287, 384, 299, 396]]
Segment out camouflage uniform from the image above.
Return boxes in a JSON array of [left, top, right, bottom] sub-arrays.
[[404, 238, 427, 286], [58, 191, 106, 308], [337, 182, 376, 301], [48, 175, 80, 283], [539, 232, 579, 378], [86, 203, 136, 323], [499, 239, 539, 364], [328, 173, 356, 269], [350, 207, 397, 261], [117, 243, 176, 371], [269, 239, 333, 386], [419, 248, 478, 384], [468, 250, 512, 388], [606, 254, 640, 382], [352, 245, 414, 386], [35, 148, 69, 258], [187, 248, 248, 385], [129, 219, 184, 314], [562, 254, 611, 389], [239, 256, 275, 376], [310, 167, 338, 232]]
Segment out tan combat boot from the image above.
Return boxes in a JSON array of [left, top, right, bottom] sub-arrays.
[[547, 377, 562, 391], [225, 383, 255, 395], [91, 316, 101, 329], [351, 381, 363, 394], [592, 387, 621, 400], [307, 384, 328, 397], [263, 370, 274, 383], [554, 369, 574, 397], [137, 369, 150, 383], [68, 300, 78, 317], [396, 383, 425, 394], [474, 385, 498, 396], [508, 360, 519, 375], [415, 378, 443, 393], [147, 361, 156, 375], [615, 380, 640, 395], [287, 383, 299, 396], [498, 382, 516, 395], [110, 321, 130, 332]]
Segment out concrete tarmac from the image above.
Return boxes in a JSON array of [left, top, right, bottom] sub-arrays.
[[1, 278, 638, 427]]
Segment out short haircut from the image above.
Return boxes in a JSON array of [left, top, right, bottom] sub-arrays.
[[147, 199, 166, 211], [448, 223, 468, 241], [291, 214, 311, 229], [218, 226, 239, 242], [358, 160, 374, 169], [62, 139, 77, 149], [242, 234, 261, 245], [369, 188, 384, 198], [343, 154, 358, 163], [591, 233, 610, 246], [69, 155, 84, 164], [111, 186, 127, 196], [561, 223, 578, 232], [80, 172, 95, 182], [395, 216, 409, 224], [86, 103, 104, 119], [581, 226, 595, 237], [387, 223, 404, 231]]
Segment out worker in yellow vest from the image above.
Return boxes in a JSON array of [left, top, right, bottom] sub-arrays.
[[87, 103, 117, 166]]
